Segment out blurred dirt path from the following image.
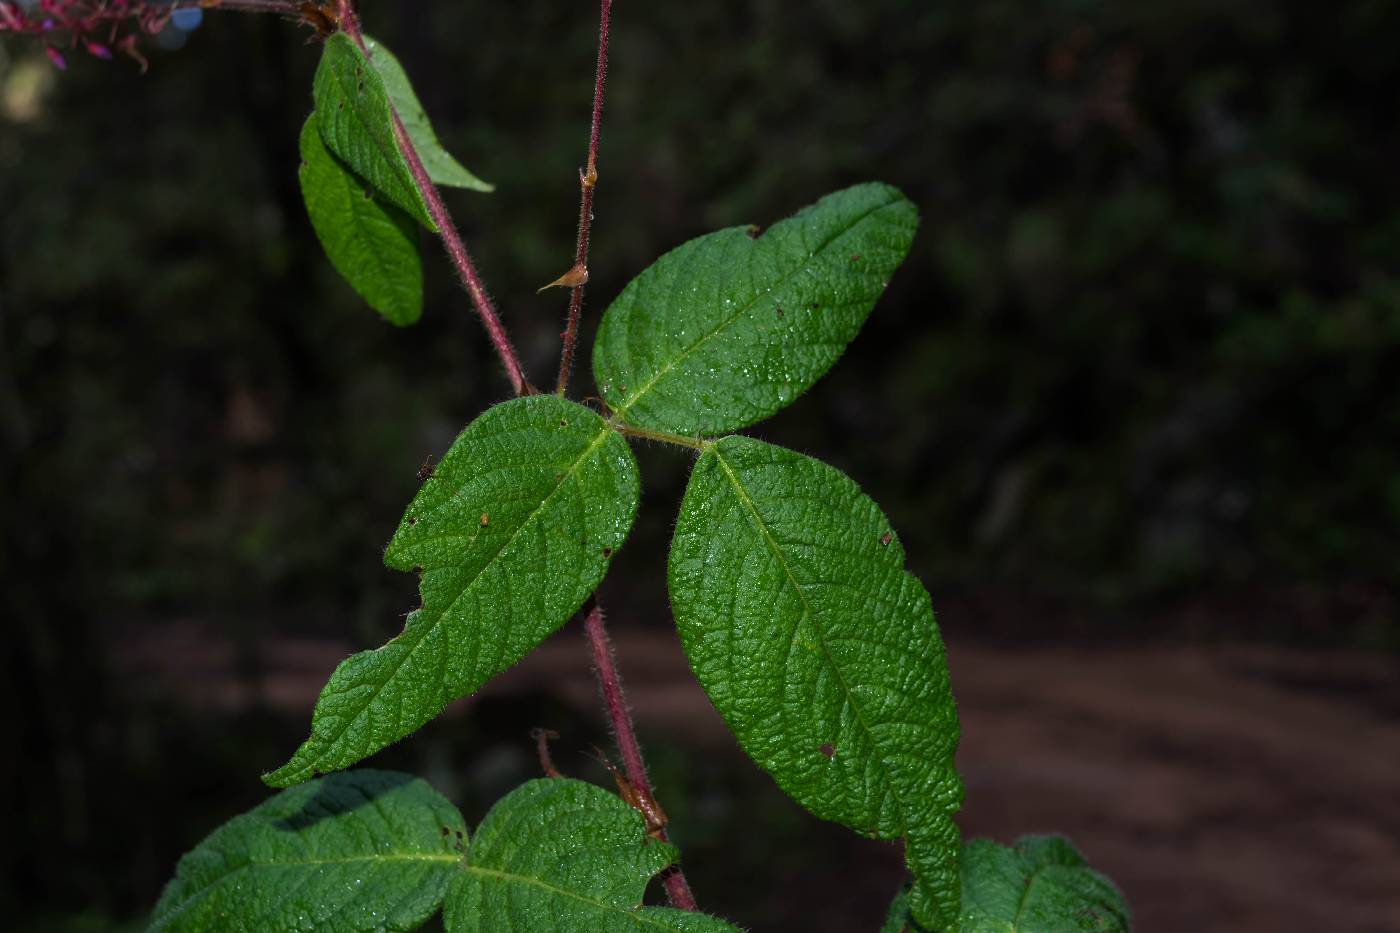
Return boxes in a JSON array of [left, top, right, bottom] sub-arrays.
[[119, 624, 1400, 932]]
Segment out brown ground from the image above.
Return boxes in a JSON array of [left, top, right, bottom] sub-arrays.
[[118, 624, 1400, 932]]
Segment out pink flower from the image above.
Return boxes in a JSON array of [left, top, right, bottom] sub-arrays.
[[0, 0, 174, 69]]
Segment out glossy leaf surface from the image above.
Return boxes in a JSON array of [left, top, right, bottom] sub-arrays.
[[364, 37, 493, 192], [267, 397, 639, 787], [593, 182, 917, 435], [299, 116, 423, 326], [151, 771, 464, 932], [957, 836, 1130, 932], [443, 779, 738, 933], [670, 435, 961, 927], [313, 34, 435, 230]]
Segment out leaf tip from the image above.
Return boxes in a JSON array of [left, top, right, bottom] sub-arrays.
[[261, 751, 315, 789]]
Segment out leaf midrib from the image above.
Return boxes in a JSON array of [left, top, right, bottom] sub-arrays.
[[612, 194, 896, 420], [709, 446, 914, 840], [463, 865, 688, 930], [291, 421, 614, 777], [1011, 863, 1052, 930]]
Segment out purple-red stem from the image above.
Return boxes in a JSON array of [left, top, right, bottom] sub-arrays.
[[554, 0, 613, 395], [584, 600, 699, 910], [565, 0, 697, 911], [339, 6, 531, 397], [342, 0, 694, 909]]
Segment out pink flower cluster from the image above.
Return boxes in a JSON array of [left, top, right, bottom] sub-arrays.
[[0, 0, 180, 70]]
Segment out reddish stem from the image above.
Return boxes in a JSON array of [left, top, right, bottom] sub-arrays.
[[583, 600, 699, 911], [554, 0, 613, 396], [339, 7, 532, 397]]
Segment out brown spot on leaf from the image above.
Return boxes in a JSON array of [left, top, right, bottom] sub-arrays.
[[406, 517, 416, 525], [775, 306, 785, 318], [880, 532, 892, 546], [601, 546, 613, 558], [480, 513, 489, 526], [851, 253, 861, 262], [745, 224, 762, 239], [440, 826, 450, 836], [820, 743, 835, 758]]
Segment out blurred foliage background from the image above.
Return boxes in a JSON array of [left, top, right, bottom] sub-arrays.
[[3, 0, 1398, 929]]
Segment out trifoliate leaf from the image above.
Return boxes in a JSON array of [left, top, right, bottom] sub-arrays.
[[150, 771, 465, 932], [363, 37, 493, 193], [957, 836, 1130, 932], [669, 435, 961, 928], [593, 183, 917, 435], [266, 397, 639, 787], [314, 34, 436, 231], [443, 779, 739, 933], [299, 115, 423, 326]]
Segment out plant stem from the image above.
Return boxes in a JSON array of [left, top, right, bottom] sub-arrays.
[[583, 599, 699, 911], [195, 0, 299, 14], [561, 1, 696, 910], [555, 0, 614, 396], [343, 1, 693, 910], [338, 5, 532, 397]]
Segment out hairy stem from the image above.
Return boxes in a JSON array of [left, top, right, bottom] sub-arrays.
[[583, 599, 699, 910], [338, 5, 532, 397], [555, 0, 613, 395], [611, 421, 711, 452], [198, 0, 298, 13]]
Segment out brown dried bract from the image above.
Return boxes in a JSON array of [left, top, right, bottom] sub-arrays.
[[594, 748, 667, 839], [537, 263, 589, 293], [296, 1, 339, 40]]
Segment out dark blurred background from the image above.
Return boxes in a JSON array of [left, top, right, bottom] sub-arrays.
[[3, 2, 1399, 930]]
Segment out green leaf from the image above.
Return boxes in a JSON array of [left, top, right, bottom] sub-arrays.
[[669, 435, 961, 928], [593, 182, 917, 435], [313, 33, 436, 231], [150, 771, 465, 932], [299, 116, 423, 326], [364, 37, 493, 193], [443, 779, 739, 933], [879, 881, 930, 933], [957, 836, 1130, 933], [266, 397, 639, 787]]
